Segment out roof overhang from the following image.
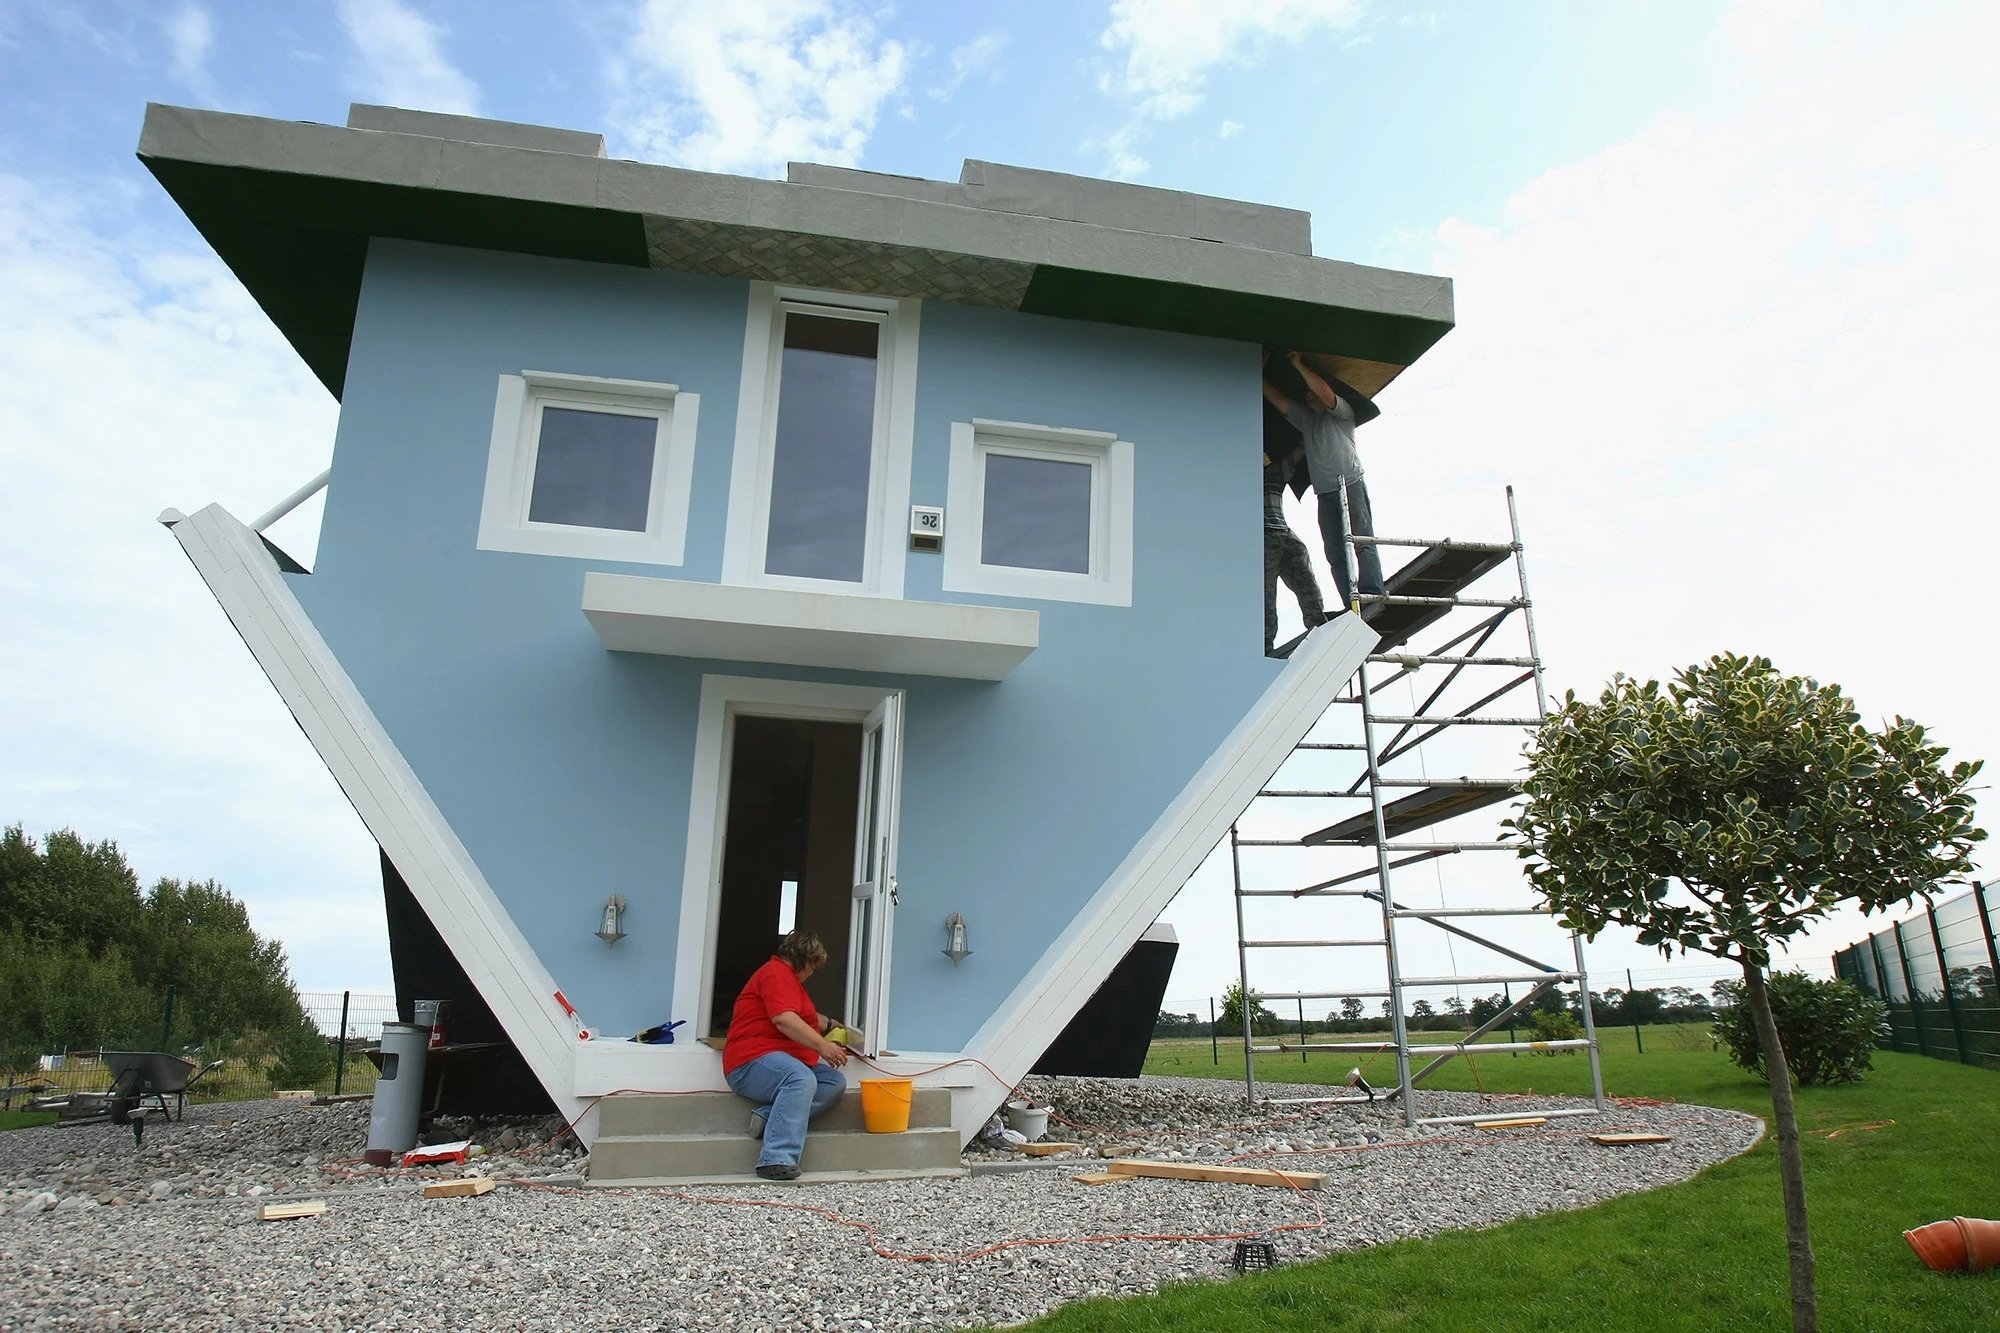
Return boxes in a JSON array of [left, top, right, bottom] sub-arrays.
[[581, 573, 1039, 681], [137, 103, 1454, 401]]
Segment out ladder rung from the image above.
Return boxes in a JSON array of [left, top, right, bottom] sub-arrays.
[[1369, 654, 1537, 668], [1363, 594, 1524, 609], [1278, 1041, 1398, 1053], [1374, 778, 1518, 789], [1261, 1094, 1379, 1106], [1236, 887, 1376, 898], [1241, 939, 1385, 949], [1350, 536, 1516, 553], [1381, 841, 1511, 852], [1293, 741, 1366, 751], [1407, 1039, 1593, 1055], [1366, 715, 1542, 727], [1414, 1107, 1601, 1127], [1391, 906, 1552, 919], [1255, 990, 1390, 1001], [1401, 971, 1578, 987], [1235, 838, 1311, 847], [1258, 789, 1369, 798]]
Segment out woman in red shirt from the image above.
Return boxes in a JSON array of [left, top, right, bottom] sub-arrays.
[[722, 930, 851, 1180]]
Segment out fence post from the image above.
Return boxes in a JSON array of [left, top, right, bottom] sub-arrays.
[[334, 990, 352, 1096], [1504, 982, 1517, 1057], [1974, 882, 2000, 996], [159, 984, 176, 1051], [1209, 997, 1218, 1066], [1867, 933, 1900, 1049], [1627, 969, 1645, 1055], [1298, 998, 1308, 1065], [1891, 920, 1932, 1058], [1927, 903, 1972, 1064]]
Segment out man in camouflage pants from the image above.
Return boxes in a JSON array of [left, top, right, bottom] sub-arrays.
[[1265, 443, 1325, 652]]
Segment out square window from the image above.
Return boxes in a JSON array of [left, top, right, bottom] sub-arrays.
[[942, 420, 1135, 607], [478, 372, 700, 565]]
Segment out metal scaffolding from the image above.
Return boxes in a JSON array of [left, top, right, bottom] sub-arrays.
[[1230, 486, 1607, 1127]]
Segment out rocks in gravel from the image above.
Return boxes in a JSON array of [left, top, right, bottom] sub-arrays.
[[0, 1080, 1759, 1330]]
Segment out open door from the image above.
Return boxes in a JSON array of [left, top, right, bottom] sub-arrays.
[[846, 692, 902, 1055]]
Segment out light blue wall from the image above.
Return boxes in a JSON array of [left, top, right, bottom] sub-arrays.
[[295, 239, 1279, 1053]]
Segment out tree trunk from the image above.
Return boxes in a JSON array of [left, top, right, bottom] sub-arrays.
[[1744, 959, 1817, 1333]]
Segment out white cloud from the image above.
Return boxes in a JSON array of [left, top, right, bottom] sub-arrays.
[[1087, 0, 1364, 176], [0, 171, 385, 989], [1097, 0, 1365, 121], [164, 3, 213, 90], [610, 0, 909, 176], [335, 0, 480, 116], [1219, 118, 1244, 139], [927, 29, 1008, 101]]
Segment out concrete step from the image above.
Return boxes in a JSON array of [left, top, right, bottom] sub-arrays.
[[587, 1125, 964, 1185], [596, 1087, 951, 1138]]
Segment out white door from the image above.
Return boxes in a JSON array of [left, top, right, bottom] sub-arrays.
[[846, 692, 902, 1055]]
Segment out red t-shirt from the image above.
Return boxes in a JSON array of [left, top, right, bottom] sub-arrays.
[[722, 957, 821, 1074]]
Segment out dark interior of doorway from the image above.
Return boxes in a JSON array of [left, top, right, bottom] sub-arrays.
[[708, 715, 862, 1039]]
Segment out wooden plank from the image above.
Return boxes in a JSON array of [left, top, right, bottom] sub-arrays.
[[1473, 1117, 1548, 1131], [274, 1089, 316, 1100], [1071, 1171, 1137, 1186], [1105, 1159, 1326, 1191], [423, 1177, 499, 1199], [1016, 1142, 1083, 1157], [1590, 1132, 1673, 1147], [1099, 1144, 1146, 1158], [311, 1093, 374, 1105], [258, 1200, 327, 1221]]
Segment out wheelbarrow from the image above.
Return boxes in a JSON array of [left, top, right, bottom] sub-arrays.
[[31, 1053, 223, 1125]]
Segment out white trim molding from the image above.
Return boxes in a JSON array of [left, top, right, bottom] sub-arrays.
[[941, 419, 1135, 607], [582, 572, 1039, 680], [161, 503, 591, 1135], [671, 675, 904, 1041], [721, 284, 921, 598], [477, 370, 700, 566], [953, 615, 1378, 1139]]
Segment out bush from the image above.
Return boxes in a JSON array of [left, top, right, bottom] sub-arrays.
[[1529, 1010, 1582, 1051], [1713, 971, 1888, 1086]]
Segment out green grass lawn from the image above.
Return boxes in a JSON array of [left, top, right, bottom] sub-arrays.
[[1023, 1025, 2000, 1332], [0, 1109, 58, 1131]]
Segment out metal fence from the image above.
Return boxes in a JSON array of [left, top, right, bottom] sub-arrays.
[[4, 991, 400, 1110], [1834, 881, 2000, 1070]]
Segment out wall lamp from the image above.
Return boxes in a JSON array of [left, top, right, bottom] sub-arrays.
[[942, 912, 971, 964], [597, 894, 628, 944]]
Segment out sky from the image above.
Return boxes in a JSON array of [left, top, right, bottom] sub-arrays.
[[1, 0, 1995, 1010]]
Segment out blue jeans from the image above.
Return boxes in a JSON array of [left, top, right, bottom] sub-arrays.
[[1317, 480, 1386, 611], [726, 1052, 847, 1169]]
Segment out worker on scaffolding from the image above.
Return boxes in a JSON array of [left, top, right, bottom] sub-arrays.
[[1263, 438, 1326, 652], [1261, 350, 1386, 616]]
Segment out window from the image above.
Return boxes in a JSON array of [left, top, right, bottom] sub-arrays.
[[477, 371, 699, 565], [942, 419, 1135, 606], [723, 284, 920, 597]]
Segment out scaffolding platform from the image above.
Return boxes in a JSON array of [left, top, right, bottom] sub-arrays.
[[1303, 781, 1516, 846]]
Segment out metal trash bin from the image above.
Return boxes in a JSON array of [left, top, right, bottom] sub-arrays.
[[363, 1022, 430, 1166]]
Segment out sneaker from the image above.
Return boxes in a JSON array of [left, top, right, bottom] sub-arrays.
[[755, 1162, 801, 1181], [747, 1110, 766, 1140]]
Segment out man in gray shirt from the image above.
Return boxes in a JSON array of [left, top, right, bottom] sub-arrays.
[[1261, 350, 1386, 616]]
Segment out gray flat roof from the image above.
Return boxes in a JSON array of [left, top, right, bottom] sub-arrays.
[[137, 103, 1452, 400]]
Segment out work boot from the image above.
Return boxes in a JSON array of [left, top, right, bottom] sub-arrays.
[[755, 1162, 801, 1181]]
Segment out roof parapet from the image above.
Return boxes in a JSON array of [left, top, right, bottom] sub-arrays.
[[346, 103, 607, 158], [787, 160, 1313, 257]]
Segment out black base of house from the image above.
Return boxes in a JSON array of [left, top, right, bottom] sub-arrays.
[[1030, 928, 1178, 1079], [380, 850, 554, 1117]]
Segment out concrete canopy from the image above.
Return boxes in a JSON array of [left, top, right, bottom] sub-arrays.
[[137, 103, 1453, 400]]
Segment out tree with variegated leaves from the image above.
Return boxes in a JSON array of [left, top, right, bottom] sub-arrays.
[[1505, 653, 1983, 1333]]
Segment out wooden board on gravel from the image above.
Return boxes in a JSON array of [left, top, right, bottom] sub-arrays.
[[1590, 1132, 1673, 1146], [1105, 1160, 1327, 1190], [424, 1178, 499, 1199], [258, 1200, 327, 1221], [1071, 1171, 1136, 1186], [1473, 1117, 1548, 1131], [1017, 1142, 1083, 1157]]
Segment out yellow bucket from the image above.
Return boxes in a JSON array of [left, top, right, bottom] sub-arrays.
[[859, 1077, 913, 1134]]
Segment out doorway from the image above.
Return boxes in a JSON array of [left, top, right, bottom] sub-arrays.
[[707, 716, 862, 1037]]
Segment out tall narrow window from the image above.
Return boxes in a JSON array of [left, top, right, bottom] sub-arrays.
[[764, 312, 881, 583]]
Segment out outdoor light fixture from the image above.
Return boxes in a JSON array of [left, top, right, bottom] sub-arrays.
[[942, 912, 971, 963], [597, 894, 628, 944]]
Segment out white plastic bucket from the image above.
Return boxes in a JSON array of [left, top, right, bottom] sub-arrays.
[[1003, 1100, 1049, 1142]]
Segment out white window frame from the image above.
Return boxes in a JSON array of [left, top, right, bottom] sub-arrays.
[[721, 283, 920, 598], [941, 418, 1136, 607], [477, 370, 699, 565]]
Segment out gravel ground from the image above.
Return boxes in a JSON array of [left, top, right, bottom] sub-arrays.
[[1, 1078, 1761, 1331]]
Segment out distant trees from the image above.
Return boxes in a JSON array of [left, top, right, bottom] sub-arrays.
[[0, 825, 330, 1085], [1219, 982, 1284, 1037]]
